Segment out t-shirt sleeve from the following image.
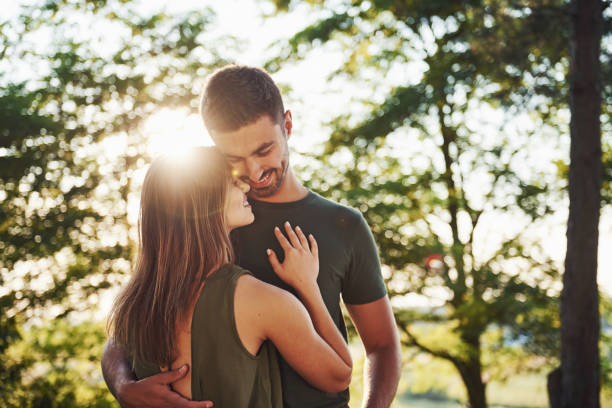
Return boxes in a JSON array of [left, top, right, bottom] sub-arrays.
[[341, 211, 387, 305]]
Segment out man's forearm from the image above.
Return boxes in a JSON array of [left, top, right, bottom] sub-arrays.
[[361, 344, 402, 408], [101, 339, 136, 400]]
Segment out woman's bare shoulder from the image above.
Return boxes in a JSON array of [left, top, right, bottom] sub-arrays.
[[235, 274, 303, 314], [236, 274, 294, 300], [233, 273, 308, 354]]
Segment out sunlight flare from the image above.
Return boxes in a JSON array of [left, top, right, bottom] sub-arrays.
[[144, 108, 212, 157]]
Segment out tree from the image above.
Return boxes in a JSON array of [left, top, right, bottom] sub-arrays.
[[0, 1, 230, 405], [266, 1, 587, 407], [560, 0, 603, 406]]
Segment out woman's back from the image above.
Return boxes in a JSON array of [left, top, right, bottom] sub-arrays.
[[133, 264, 283, 407]]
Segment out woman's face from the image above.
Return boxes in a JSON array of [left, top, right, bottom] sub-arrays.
[[225, 178, 255, 231]]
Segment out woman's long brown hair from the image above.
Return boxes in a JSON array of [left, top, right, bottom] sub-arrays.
[[107, 146, 234, 368]]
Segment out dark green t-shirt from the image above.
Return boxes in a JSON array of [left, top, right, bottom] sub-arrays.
[[232, 191, 387, 408]]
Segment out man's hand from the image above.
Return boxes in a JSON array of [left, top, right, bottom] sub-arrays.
[[117, 365, 213, 408]]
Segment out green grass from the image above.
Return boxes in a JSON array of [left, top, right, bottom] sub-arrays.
[[396, 395, 463, 408]]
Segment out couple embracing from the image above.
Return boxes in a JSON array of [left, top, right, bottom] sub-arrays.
[[102, 65, 401, 408]]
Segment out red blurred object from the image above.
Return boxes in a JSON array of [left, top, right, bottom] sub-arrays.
[[424, 254, 444, 270]]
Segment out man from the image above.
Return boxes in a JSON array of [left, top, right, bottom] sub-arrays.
[[101, 65, 401, 408]]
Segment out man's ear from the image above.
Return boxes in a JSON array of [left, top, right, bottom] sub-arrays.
[[283, 110, 293, 139]]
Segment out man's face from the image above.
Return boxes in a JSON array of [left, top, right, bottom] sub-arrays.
[[211, 113, 291, 200]]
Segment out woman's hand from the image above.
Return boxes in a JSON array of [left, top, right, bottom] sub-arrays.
[[267, 221, 319, 292]]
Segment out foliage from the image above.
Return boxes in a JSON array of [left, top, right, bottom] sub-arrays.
[[0, 0, 229, 405], [2, 321, 114, 408], [265, 0, 612, 406]]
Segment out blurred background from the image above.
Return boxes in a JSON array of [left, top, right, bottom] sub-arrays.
[[1, 0, 611, 407]]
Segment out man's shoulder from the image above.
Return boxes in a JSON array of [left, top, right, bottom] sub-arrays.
[[306, 191, 363, 221]]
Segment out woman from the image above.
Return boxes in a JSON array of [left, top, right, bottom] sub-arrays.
[[107, 147, 352, 406]]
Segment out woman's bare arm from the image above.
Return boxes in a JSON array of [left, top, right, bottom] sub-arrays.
[[249, 222, 353, 392], [267, 223, 352, 368], [236, 276, 352, 393]]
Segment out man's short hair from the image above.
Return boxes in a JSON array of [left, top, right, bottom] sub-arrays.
[[200, 65, 285, 133]]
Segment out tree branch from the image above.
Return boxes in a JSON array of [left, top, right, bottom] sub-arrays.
[[397, 320, 460, 367]]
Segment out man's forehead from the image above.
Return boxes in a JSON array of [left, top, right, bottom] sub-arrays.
[[211, 118, 282, 157], [215, 139, 274, 159]]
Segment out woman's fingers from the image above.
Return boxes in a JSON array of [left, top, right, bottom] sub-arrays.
[[295, 226, 309, 249], [274, 222, 316, 255], [274, 226, 292, 250], [284, 221, 301, 248], [309, 234, 318, 258], [267, 248, 282, 274]]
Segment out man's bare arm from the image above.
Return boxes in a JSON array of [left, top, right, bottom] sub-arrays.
[[346, 296, 402, 408], [101, 339, 137, 400], [101, 339, 213, 408]]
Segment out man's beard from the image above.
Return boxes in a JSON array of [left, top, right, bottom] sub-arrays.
[[249, 160, 288, 198]]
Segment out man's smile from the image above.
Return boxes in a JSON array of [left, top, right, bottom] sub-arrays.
[[249, 170, 273, 189]]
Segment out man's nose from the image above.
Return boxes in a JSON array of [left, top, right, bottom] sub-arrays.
[[244, 158, 262, 181]]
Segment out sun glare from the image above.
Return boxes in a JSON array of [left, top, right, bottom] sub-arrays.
[[144, 108, 213, 157], [120, 108, 214, 228]]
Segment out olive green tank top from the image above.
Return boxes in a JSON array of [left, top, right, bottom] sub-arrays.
[[133, 264, 283, 407]]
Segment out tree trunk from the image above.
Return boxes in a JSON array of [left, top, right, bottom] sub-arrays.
[[456, 362, 487, 408], [547, 367, 562, 408], [558, 0, 603, 407], [454, 334, 487, 408]]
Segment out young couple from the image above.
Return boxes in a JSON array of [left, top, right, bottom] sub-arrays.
[[102, 65, 401, 408]]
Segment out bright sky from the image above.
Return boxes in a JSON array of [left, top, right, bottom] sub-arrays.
[[4, 0, 611, 301]]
